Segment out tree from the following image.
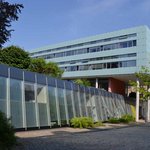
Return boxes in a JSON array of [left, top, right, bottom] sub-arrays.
[[0, 45, 31, 69], [74, 79, 91, 87], [0, 0, 23, 47], [130, 66, 150, 101], [45, 61, 64, 78], [0, 111, 16, 150], [28, 57, 46, 73], [0, 46, 64, 78], [130, 66, 150, 122], [29, 58, 64, 78]]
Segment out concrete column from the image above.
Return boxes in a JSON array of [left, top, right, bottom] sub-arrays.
[[22, 71, 27, 130], [95, 78, 98, 88], [136, 78, 140, 122], [146, 100, 150, 122]]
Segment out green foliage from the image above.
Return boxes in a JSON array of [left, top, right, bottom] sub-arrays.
[[129, 66, 150, 101], [0, 46, 31, 69], [70, 117, 94, 128], [28, 58, 46, 73], [45, 61, 64, 78], [93, 121, 104, 127], [0, 46, 64, 78], [108, 118, 120, 124], [74, 79, 91, 87], [108, 115, 135, 124], [0, 0, 23, 47], [0, 111, 16, 150], [29, 58, 64, 78], [119, 114, 135, 123]]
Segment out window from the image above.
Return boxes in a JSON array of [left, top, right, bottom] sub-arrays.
[[133, 40, 136, 46], [31, 33, 137, 56], [25, 83, 35, 102]]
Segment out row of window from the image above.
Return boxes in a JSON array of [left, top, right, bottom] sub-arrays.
[[36, 40, 137, 59], [31, 33, 136, 56], [58, 53, 136, 65], [61, 60, 136, 71]]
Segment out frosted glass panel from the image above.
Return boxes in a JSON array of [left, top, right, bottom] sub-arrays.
[[57, 88, 66, 125], [0, 77, 7, 114], [66, 90, 73, 119], [48, 86, 58, 126], [10, 79, 22, 101], [37, 85, 48, 126]]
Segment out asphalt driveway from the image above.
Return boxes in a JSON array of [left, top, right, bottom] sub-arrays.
[[14, 123, 150, 150]]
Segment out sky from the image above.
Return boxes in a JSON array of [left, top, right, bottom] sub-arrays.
[[4, 0, 150, 52]]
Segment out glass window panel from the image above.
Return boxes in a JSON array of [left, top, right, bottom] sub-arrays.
[[25, 83, 35, 102], [66, 90, 74, 119], [37, 85, 47, 103], [0, 77, 6, 100], [111, 62, 119, 68], [10, 79, 22, 101], [73, 91, 80, 117], [80, 92, 86, 116], [48, 86, 58, 126], [37, 85, 48, 127], [85, 93, 92, 117], [128, 41, 132, 47], [0, 77, 7, 114], [133, 40, 137, 46], [57, 88, 67, 125]]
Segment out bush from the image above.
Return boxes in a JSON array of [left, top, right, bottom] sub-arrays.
[[93, 121, 104, 127], [108, 118, 120, 124], [70, 117, 94, 128], [108, 115, 135, 124], [119, 115, 135, 123], [0, 111, 16, 150]]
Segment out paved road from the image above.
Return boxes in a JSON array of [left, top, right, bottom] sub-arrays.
[[14, 124, 150, 150]]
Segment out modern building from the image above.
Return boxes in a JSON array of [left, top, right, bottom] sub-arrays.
[[0, 64, 131, 129], [30, 26, 150, 96]]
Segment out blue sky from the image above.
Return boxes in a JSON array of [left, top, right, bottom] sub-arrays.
[[4, 0, 150, 51]]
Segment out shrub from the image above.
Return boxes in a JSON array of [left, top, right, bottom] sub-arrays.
[[93, 121, 104, 127], [0, 111, 16, 150], [108, 115, 135, 124], [119, 115, 135, 123], [70, 117, 94, 128], [108, 118, 120, 124]]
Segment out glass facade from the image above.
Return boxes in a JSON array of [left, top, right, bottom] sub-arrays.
[[0, 64, 132, 129]]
